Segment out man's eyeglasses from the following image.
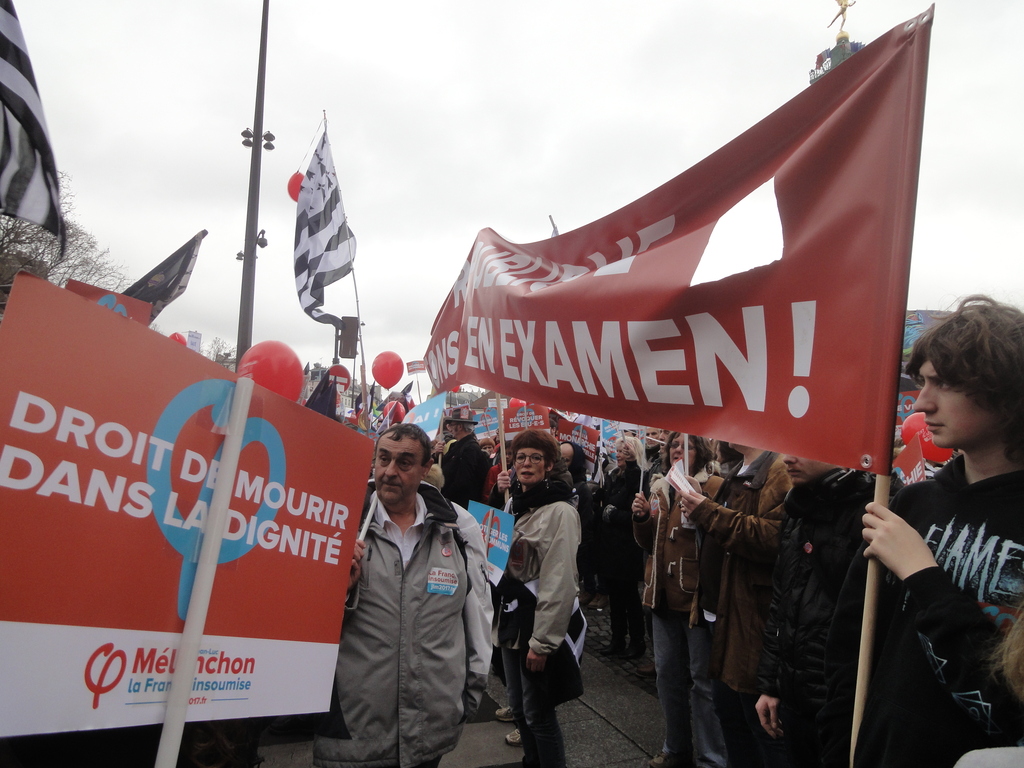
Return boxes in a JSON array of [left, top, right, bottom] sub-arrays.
[[514, 453, 545, 465], [376, 453, 418, 472]]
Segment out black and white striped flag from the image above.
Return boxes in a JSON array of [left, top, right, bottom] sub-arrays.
[[0, 1, 63, 249], [123, 230, 207, 323], [293, 131, 355, 330]]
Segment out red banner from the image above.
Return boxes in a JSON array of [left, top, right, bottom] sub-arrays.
[[425, 10, 931, 474]]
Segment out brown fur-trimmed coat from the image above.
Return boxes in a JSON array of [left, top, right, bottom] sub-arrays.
[[633, 472, 723, 623], [688, 452, 791, 694]]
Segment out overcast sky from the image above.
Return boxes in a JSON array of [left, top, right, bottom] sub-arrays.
[[17, 1, 1024, 392]]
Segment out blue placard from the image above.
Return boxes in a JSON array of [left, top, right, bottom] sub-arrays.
[[474, 407, 500, 438], [468, 500, 514, 585], [401, 392, 448, 440]]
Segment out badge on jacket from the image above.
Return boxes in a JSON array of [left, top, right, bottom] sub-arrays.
[[427, 567, 459, 595]]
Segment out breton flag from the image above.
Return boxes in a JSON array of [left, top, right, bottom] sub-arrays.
[[293, 131, 356, 330], [0, 0, 64, 249], [123, 230, 207, 323]]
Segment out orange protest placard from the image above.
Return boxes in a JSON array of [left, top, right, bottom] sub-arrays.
[[0, 274, 373, 736]]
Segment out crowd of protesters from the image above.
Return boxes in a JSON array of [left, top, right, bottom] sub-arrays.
[[5, 297, 1022, 768], [421, 295, 1024, 768]]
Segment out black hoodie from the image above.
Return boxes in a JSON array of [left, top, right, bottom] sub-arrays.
[[819, 456, 1024, 768]]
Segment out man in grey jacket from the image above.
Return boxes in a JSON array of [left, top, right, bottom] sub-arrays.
[[313, 423, 491, 768]]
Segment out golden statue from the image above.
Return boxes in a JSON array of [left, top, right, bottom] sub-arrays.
[[828, 0, 856, 34]]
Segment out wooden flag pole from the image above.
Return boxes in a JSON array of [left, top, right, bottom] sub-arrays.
[[850, 472, 890, 767]]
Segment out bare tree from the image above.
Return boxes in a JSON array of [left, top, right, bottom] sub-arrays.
[[203, 336, 237, 371], [0, 173, 129, 302]]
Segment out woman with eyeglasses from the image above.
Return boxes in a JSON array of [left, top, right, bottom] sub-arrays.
[[493, 428, 583, 768]]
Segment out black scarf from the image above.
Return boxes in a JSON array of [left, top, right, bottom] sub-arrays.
[[510, 477, 574, 518]]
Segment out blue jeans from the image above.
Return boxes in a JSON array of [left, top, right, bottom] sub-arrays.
[[652, 611, 728, 768], [502, 646, 566, 768]]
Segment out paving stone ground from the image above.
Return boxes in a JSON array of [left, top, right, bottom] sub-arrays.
[[259, 596, 667, 768]]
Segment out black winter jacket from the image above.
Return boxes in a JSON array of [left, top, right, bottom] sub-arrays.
[[755, 468, 875, 717], [441, 433, 490, 509], [597, 462, 647, 581]]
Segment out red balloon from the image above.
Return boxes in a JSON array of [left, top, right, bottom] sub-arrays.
[[288, 172, 304, 202], [382, 400, 407, 423], [169, 332, 188, 346], [237, 340, 304, 401], [509, 398, 527, 410], [901, 411, 953, 463], [371, 351, 404, 390]]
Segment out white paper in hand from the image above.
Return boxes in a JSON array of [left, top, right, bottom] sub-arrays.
[[667, 460, 701, 495], [667, 459, 701, 529]]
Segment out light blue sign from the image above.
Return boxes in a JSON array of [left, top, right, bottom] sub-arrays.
[[468, 500, 513, 585], [475, 407, 499, 438], [401, 392, 448, 440]]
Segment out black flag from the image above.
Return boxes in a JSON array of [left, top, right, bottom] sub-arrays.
[[123, 230, 207, 322], [0, 1, 64, 248]]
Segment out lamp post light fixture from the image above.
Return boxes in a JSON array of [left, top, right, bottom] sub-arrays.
[[241, 129, 275, 150], [236, 230, 267, 261]]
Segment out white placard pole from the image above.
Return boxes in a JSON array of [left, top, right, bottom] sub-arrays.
[[154, 377, 254, 768]]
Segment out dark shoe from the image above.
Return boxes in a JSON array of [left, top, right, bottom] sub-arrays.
[[578, 591, 595, 606], [619, 642, 647, 660], [649, 752, 694, 768], [600, 642, 626, 656], [636, 661, 657, 678], [589, 594, 609, 609]]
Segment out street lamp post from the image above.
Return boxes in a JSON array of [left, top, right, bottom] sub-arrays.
[[236, 0, 274, 360]]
